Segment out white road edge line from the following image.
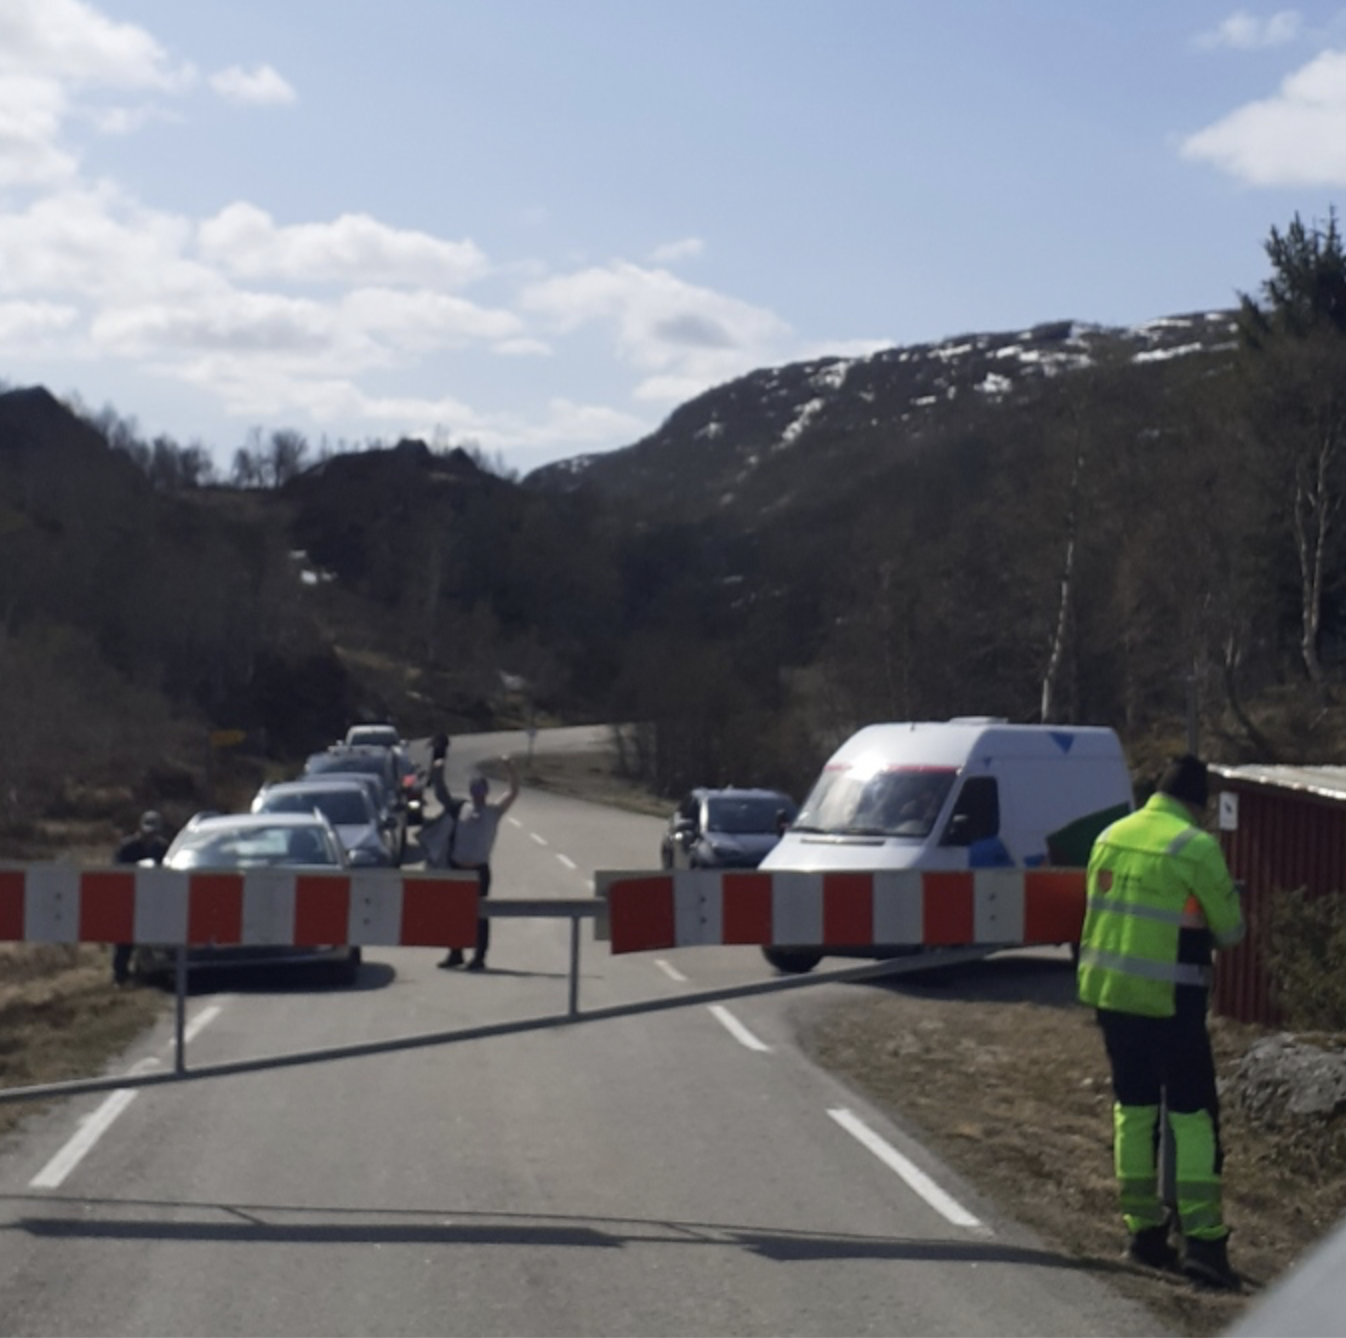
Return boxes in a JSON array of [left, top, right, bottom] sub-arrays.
[[30, 1003, 225, 1191], [555, 854, 577, 870], [654, 958, 687, 983], [708, 1004, 771, 1053], [30, 1057, 159, 1190], [828, 1106, 989, 1233], [184, 1004, 223, 1044]]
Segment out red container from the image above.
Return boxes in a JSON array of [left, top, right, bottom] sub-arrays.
[[1211, 765, 1346, 1025]]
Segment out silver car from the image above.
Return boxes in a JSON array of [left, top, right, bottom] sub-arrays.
[[133, 811, 362, 985], [252, 777, 396, 867]]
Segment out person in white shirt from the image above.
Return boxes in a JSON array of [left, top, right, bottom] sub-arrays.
[[441, 756, 519, 971]]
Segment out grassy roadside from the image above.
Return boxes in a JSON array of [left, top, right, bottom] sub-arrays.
[[0, 945, 168, 1142]]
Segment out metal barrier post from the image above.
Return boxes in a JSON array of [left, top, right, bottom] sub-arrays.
[[568, 913, 581, 1016], [174, 947, 188, 1074]]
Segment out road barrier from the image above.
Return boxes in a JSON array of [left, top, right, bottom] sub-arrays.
[[0, 864, 481, 948], [0, 861, 1086, 1107], [595, 867, 1088, 953]]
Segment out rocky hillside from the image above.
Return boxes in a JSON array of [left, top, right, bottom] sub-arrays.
[[527, 310, 1238, 526]]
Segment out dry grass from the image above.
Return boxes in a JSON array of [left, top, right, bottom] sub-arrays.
[[795, 965, 1339, 1338], [0, 944, 167, 1142]]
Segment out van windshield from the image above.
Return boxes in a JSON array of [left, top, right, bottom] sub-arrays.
[[792, 767, 957, 838]]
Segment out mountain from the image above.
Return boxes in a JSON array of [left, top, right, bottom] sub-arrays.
[[1, 299, 1328, 828], [526, 310, 1239, 526]]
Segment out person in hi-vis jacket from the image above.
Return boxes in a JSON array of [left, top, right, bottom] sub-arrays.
[[1078, 753, 1245, 1290]]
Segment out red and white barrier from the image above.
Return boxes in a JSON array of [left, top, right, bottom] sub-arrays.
[[0, 865, 480, 948], [596, 867, 1087, 955]]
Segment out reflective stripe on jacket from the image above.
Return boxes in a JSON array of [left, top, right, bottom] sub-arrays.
[[1077, 792, 1245, 1018]]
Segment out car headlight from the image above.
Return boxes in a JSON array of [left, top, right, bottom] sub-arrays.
[[348, 846, 386, 867]]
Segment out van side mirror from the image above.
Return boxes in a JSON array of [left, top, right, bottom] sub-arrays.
[[942, 813, 973, 847]]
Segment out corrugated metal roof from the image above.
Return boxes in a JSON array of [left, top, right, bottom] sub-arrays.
[[1212, 763, 1346, 800]]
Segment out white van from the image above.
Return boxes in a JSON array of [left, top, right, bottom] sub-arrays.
[[758, 717, 1134, 972]]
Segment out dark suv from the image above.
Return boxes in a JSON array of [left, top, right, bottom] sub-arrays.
[[660, 787, 797, 870]]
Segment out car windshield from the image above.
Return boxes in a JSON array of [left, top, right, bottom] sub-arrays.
[[705, 796, 792, 835], [348, 726, 398, 748], [263, 790, 372, 826], [168, 823, 340, 869], [792, 766, 957, 838]]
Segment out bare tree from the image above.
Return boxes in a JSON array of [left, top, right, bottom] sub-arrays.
[[266, 428, 309, 487]]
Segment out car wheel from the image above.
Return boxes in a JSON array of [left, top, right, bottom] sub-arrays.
[[761, 946, 823, 975], [334, 946, 363, 986]]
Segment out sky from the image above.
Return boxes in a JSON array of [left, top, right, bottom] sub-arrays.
[[2, 1, 1346, 478]]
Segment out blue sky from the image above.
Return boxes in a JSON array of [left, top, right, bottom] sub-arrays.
[[2, 1, 1345, 477]]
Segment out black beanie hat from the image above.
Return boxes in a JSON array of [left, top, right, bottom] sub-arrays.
[[1158, 753, 1208, 809]]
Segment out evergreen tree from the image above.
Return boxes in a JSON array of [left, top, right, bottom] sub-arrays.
[[1238, 208, 1346, 695]]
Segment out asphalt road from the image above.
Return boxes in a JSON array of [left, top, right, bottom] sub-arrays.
[[0, 730, 1160, 1336]]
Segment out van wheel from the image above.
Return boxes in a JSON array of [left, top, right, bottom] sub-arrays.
[[761, 947, 823, 975]]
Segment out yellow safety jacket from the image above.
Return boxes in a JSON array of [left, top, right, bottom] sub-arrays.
[[1077, 792, 1245, 1018]]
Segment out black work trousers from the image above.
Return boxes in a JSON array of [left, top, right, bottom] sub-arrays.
[[1097, 994, 1223, 1167], [451, 860, 492, 961]]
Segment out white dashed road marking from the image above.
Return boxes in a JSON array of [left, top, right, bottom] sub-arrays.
[[654, 958, 687, 983], [708, 1004, 771, 1053]]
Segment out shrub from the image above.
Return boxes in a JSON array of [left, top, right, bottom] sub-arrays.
[[1263, 886, 1346, 1030]]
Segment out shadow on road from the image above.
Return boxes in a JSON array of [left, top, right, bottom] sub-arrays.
[[3, 1191, 1130, 1276], [852, 949, 1080, 1010], [141, 960, 399, 997]]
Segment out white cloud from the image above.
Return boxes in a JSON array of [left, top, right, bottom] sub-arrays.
[[521, 260, 791, 400], [650, 237, 705, 264], [0, 73, 77, 185], [493, 336, 552, 356], [0, 0, 185, 88], [209, 64, 296, 107], [0, 0, 192, 186], [90, 102, 178, 136], [340, 286, 523, 351], [198, 203, 490, 287], [91, 290, 340, 359], [1195, 9, 1303, 50], [0, 298, 79, 347], [0, 186, 201, 302], [1181, 47, 1346, 184]]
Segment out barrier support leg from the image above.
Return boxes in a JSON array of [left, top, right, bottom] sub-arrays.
[[568, 915, 581, 1017], [174, 947, 188, 1074]]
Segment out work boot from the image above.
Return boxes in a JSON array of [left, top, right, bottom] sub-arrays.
[[1126, 1224, 1178, 1270], [465, 956, 486, 972], [438, 950, 464, 969], [1182, 1235, 1240, 1291]]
